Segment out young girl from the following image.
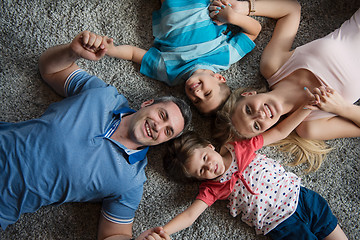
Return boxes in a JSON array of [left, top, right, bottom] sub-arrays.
[[139, 100, 348, 239], [103, 0, 262, 114]]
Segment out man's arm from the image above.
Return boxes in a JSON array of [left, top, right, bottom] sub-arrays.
[[39, 31, 109, 96], [98, 215, 133, 240]]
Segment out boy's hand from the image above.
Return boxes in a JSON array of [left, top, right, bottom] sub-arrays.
[[209, 0, 231, 24], [70, 31, 112, 61], [136, 227, 171, 240]]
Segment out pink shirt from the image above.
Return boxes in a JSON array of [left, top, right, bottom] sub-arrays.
[[268, 9, 360, 121]]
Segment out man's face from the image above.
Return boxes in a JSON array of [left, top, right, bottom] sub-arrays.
[[129, 100, 185, 147], [185, 72, 228, 114]]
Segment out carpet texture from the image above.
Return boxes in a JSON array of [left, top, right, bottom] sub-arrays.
[[0, 0, 359, 239]]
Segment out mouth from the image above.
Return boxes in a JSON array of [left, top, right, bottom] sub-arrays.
[[145, 121, 153, 139], [188, 81, 201, 92], [264, 104, 273, 119]]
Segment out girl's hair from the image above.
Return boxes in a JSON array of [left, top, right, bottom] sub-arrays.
[[214, 86, 331, 172], [163, 131, 211, 183]]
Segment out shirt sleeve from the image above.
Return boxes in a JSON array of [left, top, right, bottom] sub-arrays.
[[101, 184, 144, 224], [64, 69, 110, 97]]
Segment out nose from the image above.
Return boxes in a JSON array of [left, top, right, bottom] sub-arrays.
[[254, 110, 265, 119], [204, 161, 212, 171]]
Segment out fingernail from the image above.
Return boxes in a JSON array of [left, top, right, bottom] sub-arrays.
[[221, 5, 226, 8], [215, 10, 219, 13], [228, 3, 232, 6], [216, 6, 221, 9], [303, 107, 308, 110], [304, 87, 307, 90]]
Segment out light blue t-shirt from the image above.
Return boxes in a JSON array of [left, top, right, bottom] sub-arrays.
[[0, 70, 148, 229], [140, 0, 256, 86]]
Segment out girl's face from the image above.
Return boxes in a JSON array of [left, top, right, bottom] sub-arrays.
[[231, 92, 283, 138], [186, 145, 226, 181]]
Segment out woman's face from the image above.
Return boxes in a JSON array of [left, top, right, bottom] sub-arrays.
[[231, 92, 283, 138]]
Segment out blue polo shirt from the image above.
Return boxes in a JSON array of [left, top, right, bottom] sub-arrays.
[[0, 69, 148, 230]]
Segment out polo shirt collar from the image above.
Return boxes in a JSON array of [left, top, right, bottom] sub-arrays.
[[112, 107, 149, 164]]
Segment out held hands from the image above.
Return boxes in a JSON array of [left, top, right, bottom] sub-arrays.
[[136, 227, 171, 240], [209, 0, 233, 24], [304, 86, 347, 114], [70, 31, 113, 61]]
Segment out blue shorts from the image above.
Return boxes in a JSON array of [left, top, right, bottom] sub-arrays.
[[267, 187, 338, 240]]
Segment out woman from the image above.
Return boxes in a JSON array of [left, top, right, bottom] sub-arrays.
[[212, 0, 360, 170]]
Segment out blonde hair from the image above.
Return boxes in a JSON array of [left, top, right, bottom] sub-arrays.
[[214, 86, 331, 172]]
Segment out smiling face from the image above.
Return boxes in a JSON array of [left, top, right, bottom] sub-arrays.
[[185, 145, 226, 181], [185, 71, 230, 114], [129, 101, 185, 147], [231, 92, 283, 138]]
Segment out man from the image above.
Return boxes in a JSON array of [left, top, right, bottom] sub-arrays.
[[0, 31, 192, 240]]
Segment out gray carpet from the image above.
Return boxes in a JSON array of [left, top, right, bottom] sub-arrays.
[[0, 0, 359, 239]]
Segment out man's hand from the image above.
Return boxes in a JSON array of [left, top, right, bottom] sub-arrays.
[[70, 31, 113, 61], [136, 227, 171, 240]]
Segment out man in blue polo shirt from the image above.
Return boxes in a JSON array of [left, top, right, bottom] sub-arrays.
[[0, 31, 192, 240]]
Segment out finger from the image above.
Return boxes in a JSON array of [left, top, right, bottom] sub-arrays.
[[81, 31, 90, 46], [304, 87, 315, 100], [209, 10, 220, 18], [87, 33, 97, 49], [95, 48, 107, 59], [209, 5, 222, 11], [325, 86, 334, 94], [318, 86, 328, 97], [92, 35, 103, 50]]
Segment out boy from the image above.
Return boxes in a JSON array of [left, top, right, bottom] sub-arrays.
[[104, 0, 261, 114]]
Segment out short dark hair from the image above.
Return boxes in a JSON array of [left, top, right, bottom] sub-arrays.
[[163, 131, 210, 183], [153, 96, 192, 136]]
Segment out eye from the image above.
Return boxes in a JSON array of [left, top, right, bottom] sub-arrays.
[[245, 105, 251, 114], [165, 127, 173, 138], [204, 91, 212, 97], [159, 111, 165, 119], [253, 122, 260, 131]]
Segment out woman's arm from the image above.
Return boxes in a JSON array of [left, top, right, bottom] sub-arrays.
[[296, 87, 360, 139], [162, 200, 209, 235]]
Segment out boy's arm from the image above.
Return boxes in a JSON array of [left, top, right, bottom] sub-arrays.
[[163, 200, 209, 235], [104, 39, 147, 65]]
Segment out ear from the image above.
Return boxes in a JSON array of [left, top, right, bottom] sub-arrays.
[[214, 73, 226, 83], [141, 99, 154, 108], [207, 144, 215, 150], [241, 91, 257, 97]]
